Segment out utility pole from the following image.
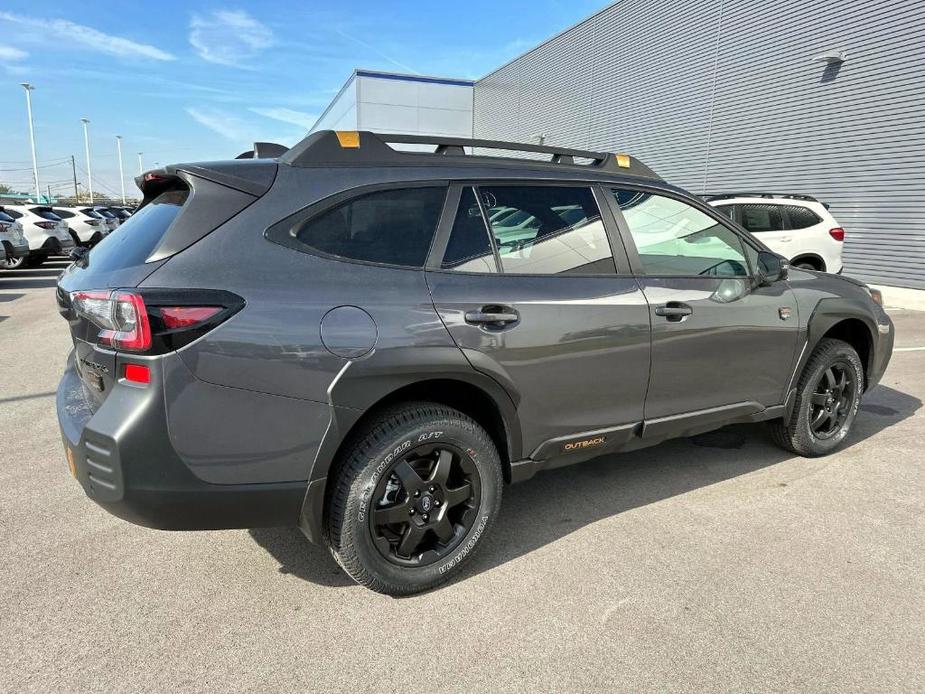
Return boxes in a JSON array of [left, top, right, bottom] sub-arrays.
[[116, 135, 126, 204], [137, 152, 144, 175], [71, 155, 79, 202], [20, 83, 41, 202], [47, 184, 52, 203], [81, 117, 93, 204]]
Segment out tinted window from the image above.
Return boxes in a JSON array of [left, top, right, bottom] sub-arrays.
[[294, 187, 445, 267], [441, 187, 497, 272], [612, 190, 749, 277], [83, 190, 188, 271], [714, 205, 734, 219], [3, 209, 22, 219], [55, 209, 75, 219], [32, 208, 62, 222], [481, 186, 615, 275], [784, 205, 822, 230], [0, 210, 14, 223], [739, 204, 784, 233], [95, 208, 117, 219]]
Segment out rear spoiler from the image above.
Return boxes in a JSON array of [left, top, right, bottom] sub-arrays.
[[235, 142, 289, 160]]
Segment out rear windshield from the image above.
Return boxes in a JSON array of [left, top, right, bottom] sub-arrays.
[[82, 190, 188, 271], [55, 209, 75, 219], [95, 208, 117, 218], [0, 210, 14, 223], [31, 208, 63, 222]]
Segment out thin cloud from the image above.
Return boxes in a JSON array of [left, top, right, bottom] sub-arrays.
[[189, 10, 273, 67], [186, 107, 253, 143], [0, 12, 174, 61], [0, 44, 28, 61], [334, 28, 419, 74], [250, 107, 318, 130]]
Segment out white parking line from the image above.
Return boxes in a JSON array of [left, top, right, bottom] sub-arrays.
[[894, 346, 925, 352]]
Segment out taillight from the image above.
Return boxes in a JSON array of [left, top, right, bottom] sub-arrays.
[[69, 288, 244, 354], [160, 306, 222, 329], [829, 227, 845, 241], [71, 289, 151, 352], [36, 221, 56, 230]]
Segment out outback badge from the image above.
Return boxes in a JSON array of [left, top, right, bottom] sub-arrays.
[[563, 436, 606, 452]]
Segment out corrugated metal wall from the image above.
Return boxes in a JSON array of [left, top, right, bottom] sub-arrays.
[[473, 0, 925, 287]]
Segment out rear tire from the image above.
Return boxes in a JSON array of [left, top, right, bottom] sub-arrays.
[[770, 338, 864, 456], [3, 255, 25, 269], [326, 402, 503, 595]]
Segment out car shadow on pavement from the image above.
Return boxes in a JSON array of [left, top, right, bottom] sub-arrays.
[[249, 384, 920, 591]]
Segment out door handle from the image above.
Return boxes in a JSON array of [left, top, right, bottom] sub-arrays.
[[654, 302, 693, 321], [465, 305, 519, 327]]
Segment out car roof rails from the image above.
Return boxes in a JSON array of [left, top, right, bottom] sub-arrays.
[[280, 130, 661, 179], [702, 192, 821, 203], [235, 142, 290, 160]]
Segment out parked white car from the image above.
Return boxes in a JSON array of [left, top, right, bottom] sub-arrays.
[[0, 205, 75, 268], [0, 207, 31, 269], [54, 207, 110, 247], [707, 193, 844, 273], [92, 206, 121, 232]]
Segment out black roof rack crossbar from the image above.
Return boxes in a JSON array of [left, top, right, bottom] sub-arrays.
[[702, 192, 820, 203], [280, 130, 661, 179]]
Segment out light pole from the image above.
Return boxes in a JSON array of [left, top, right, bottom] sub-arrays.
[[20, 83, 41, 202], [115, 135, 126, 204], [81, 118, 93, 204], [137, 152, 144, 175]]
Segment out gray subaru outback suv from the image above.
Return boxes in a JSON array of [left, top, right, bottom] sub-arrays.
[[56, 131, 894, 594]]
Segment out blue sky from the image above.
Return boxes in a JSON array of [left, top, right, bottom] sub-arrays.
[[0, 0, 608, 199]]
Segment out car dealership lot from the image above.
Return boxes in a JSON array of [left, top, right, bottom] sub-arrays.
[[1, 263, 923, 692]]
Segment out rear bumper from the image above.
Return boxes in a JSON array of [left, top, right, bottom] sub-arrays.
[[56, 352, 308, 530], [37, 236, 75, 256]]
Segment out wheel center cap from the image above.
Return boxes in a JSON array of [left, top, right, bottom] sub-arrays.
[[418, 494, 434, 513]]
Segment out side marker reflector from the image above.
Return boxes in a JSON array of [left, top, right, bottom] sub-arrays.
[[335, 131, 361, 148], [124, 363, 151, 384], [616, 154, 631, 168]]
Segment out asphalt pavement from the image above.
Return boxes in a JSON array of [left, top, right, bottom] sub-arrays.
[[1, 260, 923, 692]]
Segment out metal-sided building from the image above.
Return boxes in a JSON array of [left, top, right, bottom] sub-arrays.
[[314, 0, 925, 288]]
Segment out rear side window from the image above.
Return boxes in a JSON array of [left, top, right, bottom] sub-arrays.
[[442, 187, 498, 272], [293, 187, 446, 267], [739, 204, 784, 233], [784, 205, 822, 229], [83, 190, 188, 271], [481, 186, 615, 275], [714, 205, 734, 219], [32, 208, 63, 222]]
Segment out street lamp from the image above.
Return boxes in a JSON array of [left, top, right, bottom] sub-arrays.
[[81, 118, 94, 204], [137, 152, 144, 175], [115, 135, 126, 204], [20, 83, 41, 202]]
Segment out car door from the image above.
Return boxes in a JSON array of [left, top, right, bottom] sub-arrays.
[[737, 202, 794, 259], [606, 187, 801, 428], [425, 183, 651, 456]]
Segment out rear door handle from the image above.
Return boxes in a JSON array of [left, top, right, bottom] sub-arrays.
[[654, 303, 693, 321], [465, 305, 519, 327]]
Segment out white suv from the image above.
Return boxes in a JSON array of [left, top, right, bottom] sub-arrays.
[[54, 207, 110, 247], [1, 205, 75, 268], [706, 193, 844, 273], [0, 208, 30, 269]]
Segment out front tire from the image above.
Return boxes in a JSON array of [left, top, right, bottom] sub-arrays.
[[770, 338, 864, 456], [326, 402, 503, 595]]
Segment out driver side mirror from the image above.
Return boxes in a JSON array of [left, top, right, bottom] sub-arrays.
[[756, 251, 789, 286]]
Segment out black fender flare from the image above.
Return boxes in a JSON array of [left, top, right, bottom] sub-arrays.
[[298, 346, 522, 543], [785, 297, 878, 417]]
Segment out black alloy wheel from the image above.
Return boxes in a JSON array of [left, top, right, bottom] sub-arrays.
[[807, 361, 857, 440], [370, 443, 480, 566]]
